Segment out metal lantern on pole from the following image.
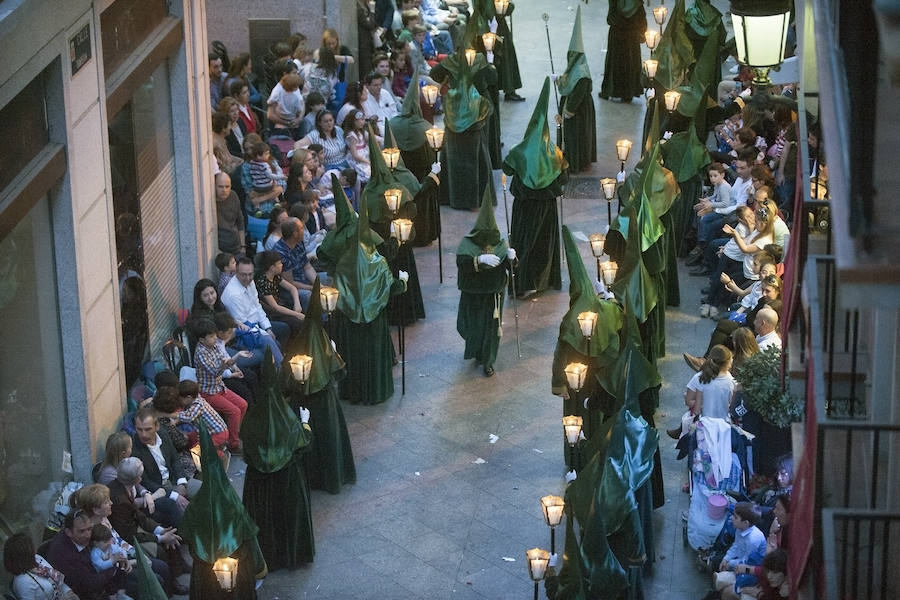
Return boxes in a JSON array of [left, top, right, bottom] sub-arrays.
[[382, 147, 400, 171], [663, 89, 682, 112], [319, 286, 339, 314], [730, 0, 791, 88], [653, 6, 668, 32], [392, 218, 413, 244], [494, 0, 509, 15], [563, 362, 588, 392], [577, 312, 598, 340], [289, 355, 314, 384], [643, 58, 659, 80], [600, 261, 619, 286], [562, 415, 583, 445], [526, 548, 550, 600], [425, 127, 444, 151], [644, 29, 660, 50], [589, 233, 606, 282], [616, 139, 633, 171], [421, 84, 440, 107], [213, 557, 238, 592], [465, 48, 476, 67], [482, 32, 499, 52], [384, 188, 402, 214], [601, 177, 617, 223], [540, 495, 565, 554]]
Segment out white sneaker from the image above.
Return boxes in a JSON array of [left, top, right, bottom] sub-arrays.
[[700, 304, 710, 317]]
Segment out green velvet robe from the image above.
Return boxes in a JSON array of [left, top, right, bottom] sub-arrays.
[[398, 143, 441, 246], [508, 175, 566, 293], [600, 2, 647, 101], [456, 251, 508, 369], [243, 452, 314, 569], [559, 78, 597, 173], [300, 381, 357, 494]]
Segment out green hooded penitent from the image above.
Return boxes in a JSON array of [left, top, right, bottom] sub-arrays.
[[240, 350, 315, 569], [133, 537, 166, 600], [556, 7, 597, 173], [504, 79, 567, 294], [443, 49, 494, 134], [652, 0, 695, 91], [601, 0, 647, 101], [503, 77, 567, 190], [389, 70, 431, 152], [316, 177, 358, 274], [180, 423, 267, 597], [456, 184, 509, 370], [284, 278, 356, 494]]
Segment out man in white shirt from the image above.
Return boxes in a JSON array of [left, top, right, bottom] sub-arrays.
[[754, 306, 782, 350], [363, 70, 399, 129], [221, 256, 290, 348]]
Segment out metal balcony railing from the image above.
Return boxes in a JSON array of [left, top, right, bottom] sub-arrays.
[[821, 508, 900, 600]]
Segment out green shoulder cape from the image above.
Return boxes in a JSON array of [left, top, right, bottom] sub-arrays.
[[443, 50, 494, 133], [457, 184, 507, 258]]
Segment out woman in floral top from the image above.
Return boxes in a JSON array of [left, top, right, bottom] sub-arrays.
[[254, 250, 305, 336]]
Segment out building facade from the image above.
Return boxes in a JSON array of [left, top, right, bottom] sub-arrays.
[[0, 0, 217, 539]]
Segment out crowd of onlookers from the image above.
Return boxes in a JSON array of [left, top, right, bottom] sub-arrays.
[[663, 75, 819, 600]]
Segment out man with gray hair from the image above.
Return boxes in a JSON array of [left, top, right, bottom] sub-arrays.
[[754, 306, 782, 350], [108, 457, 184, 541]]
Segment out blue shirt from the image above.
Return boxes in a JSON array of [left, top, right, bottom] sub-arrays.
[[724, 525, 767, 568], [273, 238, 310, 283]]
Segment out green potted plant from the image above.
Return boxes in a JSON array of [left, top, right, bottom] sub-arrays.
[[734, 345, 802, 474]]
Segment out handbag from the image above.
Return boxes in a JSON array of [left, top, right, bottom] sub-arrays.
[[233, 323, 264, 350]]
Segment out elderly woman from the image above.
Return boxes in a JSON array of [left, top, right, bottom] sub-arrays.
[[70, 483, 179, 596], [4, 533, 77, 600]]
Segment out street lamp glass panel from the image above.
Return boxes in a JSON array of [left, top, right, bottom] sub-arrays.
[[562, 415, 583, 446], [384, 188, 402, 213], [731, 3, 791, 68], [425, 127, 444, 150], [643, 59, 659, 79], [664, 90, 681, 112], [588, 233, 606, 257], [644, 30, 660, 50], [577, 311, 598, 339], [540, 495, 565, 527], [615, 139, 633, 162], [600, 261, 618, 286], [563, 363, 588, 392], [526, 548, 550, 581], [213, 557, 238, 591], [289, 355, 314, 383]]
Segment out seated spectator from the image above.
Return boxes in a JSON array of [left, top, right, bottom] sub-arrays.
[[303, 188, 328, 235], [273, 218, 319, 308], [192, 317, 250, 454], [296, 110, 350, 171], [220, 256, 291, 352], [715, 502, 767, 582], [302, 48, 340, 110], [96, 431, 133, 486], [390, 48, 412, 98], [177, 379, 229, 459], [212, 312, 259, 402], [215, 252, 236, 296], [237, 133, 284, 218], [362, 67, 399, 129], [343, 109, 378, 184], [263, 204, 290, 250], [214, 172, 245, 256], [218, 96, 246, 157], [686, 345, 736, 421], [299, 91, 326, 140], [267, 69, 305, 140], [336, 80, 369, 127], [230, 79, 260, 135], [254, 250, 305, 336], [754, 306, 781, 350], [212, 111, 244, 175], [131, 408, 197, 506], [4, 532, 77, 600], [224, 52, 261, 107], [89, 523, 132, 600], [46, 510, 124, 600], [209, 53, 227, 110], [151, 386, 199, 482]]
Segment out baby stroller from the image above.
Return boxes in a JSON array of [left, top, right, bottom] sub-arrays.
[[675, 417, 753, 555]]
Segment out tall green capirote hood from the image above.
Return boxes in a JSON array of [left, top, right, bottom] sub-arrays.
[[362, 122, 415, 224], [442, 48, 493, 133], [557, 226, 623, 360], [179, 422, 260, 564], [458, 183, 505, 256], [241, 348, 311, 474], [284, 277, 345, 395], [389, 69, 431, 151], [502, 77, 568, 189], [334, 189, 395, 323], [557, 6, 592, 96], [316, 175, 358, 272]]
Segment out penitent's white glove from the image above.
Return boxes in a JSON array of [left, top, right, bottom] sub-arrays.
[[299, 407, 310, 423], [565, 469, 578, 483], [431, 162, 441, 175], [398, 270, 409, 282], [507, 248, 517, 260], [478, 254, 501, 267]]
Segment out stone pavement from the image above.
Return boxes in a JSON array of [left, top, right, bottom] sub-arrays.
[[222, 2, 735, 597]]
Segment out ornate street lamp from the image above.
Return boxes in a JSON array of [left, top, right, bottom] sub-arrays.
[[421, 84, 440, 107], [564, 363, 588, 392], [600, 177, 617, 223], [663, 89, 682, 112], [600, 261, 618, 287], [392, 218, 413, 244], [494, 0, 509, 15], [589, 233, 606, 282], [425, 127, 444, 151], [643, 58, 658, 80], [465, 48, 476, 67], [730, 0, 791, 88], [384, 188, 402, 215], [644, 29, 660, 51], [482, 32, 499, 53], [320, 286, 339, 314], [527, 548, 550, 600], [653, 6, 668, 32]]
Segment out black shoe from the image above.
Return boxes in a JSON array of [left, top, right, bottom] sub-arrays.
[[483, 365, 495, 377], [505, 92, 526, 102], [689, 267, 710, 276]]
